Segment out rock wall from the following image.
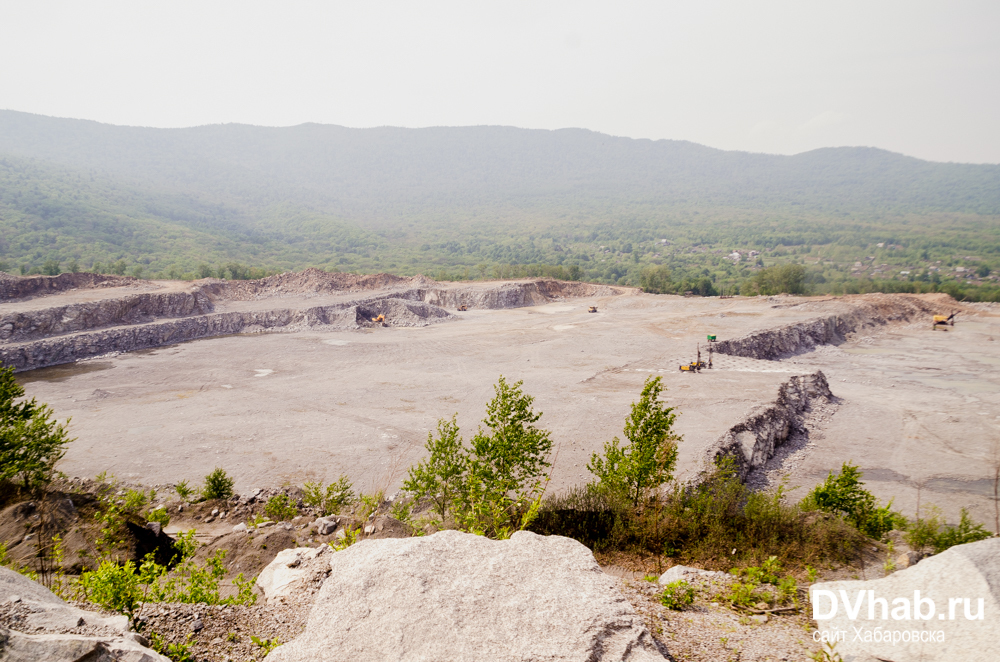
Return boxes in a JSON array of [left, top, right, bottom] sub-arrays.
[[713, 294, 959, 360], [705, 371, 833, 481], [0, 292, 214, 344], [0, 272, 141, 300], [0, 272, 625, 372], [0, 298, 452, 372]]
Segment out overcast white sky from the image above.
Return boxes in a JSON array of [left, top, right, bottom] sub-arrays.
[[1, 1, 998, 163]]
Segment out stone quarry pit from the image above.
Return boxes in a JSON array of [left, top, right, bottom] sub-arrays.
[[3, 269, 998, 526]]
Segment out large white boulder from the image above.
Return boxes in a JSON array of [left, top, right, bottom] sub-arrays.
[[809, 538, 1000, 662], [255, 545, 330, 604], [265, 530, 666, 662]]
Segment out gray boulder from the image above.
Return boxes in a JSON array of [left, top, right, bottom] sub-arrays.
[[0, 567, 168, 662], [0, 566, 126, 634], [0, 627, 167, 662], [265, 530, 666, 662], [809, 538, 1000, 662]]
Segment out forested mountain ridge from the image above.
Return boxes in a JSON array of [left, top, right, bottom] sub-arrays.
[[1, 110, 998, 221], [0, 110, 998, 299]]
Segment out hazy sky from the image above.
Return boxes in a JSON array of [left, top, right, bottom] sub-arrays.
[[2, 1, 997, 163]]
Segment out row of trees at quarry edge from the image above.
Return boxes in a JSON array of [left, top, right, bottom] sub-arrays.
[[0, 365, 995, 651]]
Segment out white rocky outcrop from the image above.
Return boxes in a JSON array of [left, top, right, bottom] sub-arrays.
[[255, 545, 330, 604], [0, 566, 168, 661], [658, 565, 729, 584], [265, 530, 666, 662], [809, 538, 999, 662]]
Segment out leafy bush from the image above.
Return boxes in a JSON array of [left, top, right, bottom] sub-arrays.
[[402, 376, 552, 539], [122, 489, 148, 514], [903, 507, 991, 555], [403, 415, 467, 521], [264, 494, 298, 521], [251, 636, 281, 654], [660, 580, 695, 610], [146, 506, 171, 528], [802, 462, 900, 539], [588, 376, 681, 506], [0, 366, 75, 492], [150, 632, 194, 662], [76, 559, 145, 624], [174, 480, 194, 500], [201, 468, 234, 501], [302, 475, 355, 515]]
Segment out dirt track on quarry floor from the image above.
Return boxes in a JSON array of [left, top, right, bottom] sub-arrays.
[[3, 271, 997, 530]]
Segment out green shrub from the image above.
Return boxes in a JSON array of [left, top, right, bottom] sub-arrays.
[[174, 480, 194, 500], [0, 366, 75, 492], [302, 475, 355, 515], [802, 462, 900, 539], [201, 468, 234, 501], [122, 489, 148, 514], [150, 632, 194, 662], [403, 415, 467, 521], [146, 506, 171, 528], [401, 376, 553, 539], [531, 458, 865, 567], [76, 559, 145, 624], [588, 376, 681, 506], [904, 507, 991, 555], [660, 580, 695, 610], [251, 636, 281, 654], [264, 494, 298, 521]]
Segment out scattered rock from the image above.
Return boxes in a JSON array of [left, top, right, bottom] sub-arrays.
[[895, 550, 925, 569], [232, 522, 248, 533], [265, 530, 666, 661], [146, 521, 161, 536], [313, 517, 337, 536]]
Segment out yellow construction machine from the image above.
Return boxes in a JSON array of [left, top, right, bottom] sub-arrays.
[[371, 314, 386, 326], [932, 312, 956, 330], [458, 304, 468, 311], [679, 344, 712, 372], [588, 306, 598, 313]]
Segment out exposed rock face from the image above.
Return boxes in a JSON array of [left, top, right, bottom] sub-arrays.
[[0, 566, 168, 661], [714, 294, 961, 360], [0, 297, 451, 372], [706, 371, 833, 480], [0, 292, 214, 344], [0, 272, 629, 372], [265, 530, 666, 662], [809, 538, 1000, 662], [0, 272, 141, 300]]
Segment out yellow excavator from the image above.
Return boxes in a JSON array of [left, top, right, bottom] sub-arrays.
[[371, 314, 387, 326], [932, 312, 956, 330], [588, 306, 598, 313], [458, 304, 468, 311]]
